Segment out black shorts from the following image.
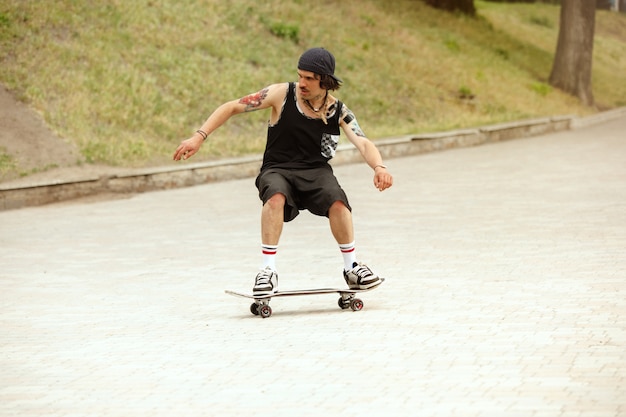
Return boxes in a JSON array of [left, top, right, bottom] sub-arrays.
[[255, 165, 352, 222]]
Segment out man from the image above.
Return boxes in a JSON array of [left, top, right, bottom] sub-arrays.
[[173, 47, 393, 296]]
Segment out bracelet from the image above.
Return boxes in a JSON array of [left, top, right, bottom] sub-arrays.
[[374, 164, 387, 170], [196, 129, 208, 141]]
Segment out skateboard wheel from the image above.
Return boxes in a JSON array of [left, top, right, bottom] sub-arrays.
[[350, 298, 364, 311], [250, 303, 260, 316], [338, 297, 350, 310], [258, 304, 272, 318]]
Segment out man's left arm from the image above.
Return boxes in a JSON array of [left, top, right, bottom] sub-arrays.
[[340, 105, 393, 192]]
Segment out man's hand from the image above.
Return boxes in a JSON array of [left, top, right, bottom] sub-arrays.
[[374, 168, 393, 191], [173, 136, 203, 161]]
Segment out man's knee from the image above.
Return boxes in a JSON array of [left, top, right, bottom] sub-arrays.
[[328, 200, 350, 216], [265, 193, 286, 210], [330, 200, 348, 209]]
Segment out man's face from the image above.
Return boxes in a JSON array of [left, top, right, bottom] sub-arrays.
[[297, 70, 323, 99]]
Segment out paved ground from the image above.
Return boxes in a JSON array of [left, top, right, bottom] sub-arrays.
[[1, 117, 625, 417]]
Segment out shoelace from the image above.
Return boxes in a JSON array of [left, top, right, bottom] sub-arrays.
[[256, 270, 273, 286], [352, 264, 373, 279]]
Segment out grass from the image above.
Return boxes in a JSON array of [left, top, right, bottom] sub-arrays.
[[0, 0, 624, 169], [0, 147, 17, 177]]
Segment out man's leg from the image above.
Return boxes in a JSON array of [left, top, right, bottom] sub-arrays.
[[328, 200, 354, 245], [329, 201, 358, 270], [261, 193, 286, 246], [329, 200, 381, 289], [254, 193, 285, 295]]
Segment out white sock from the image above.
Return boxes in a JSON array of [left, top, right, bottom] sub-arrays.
[[261, 244, 278, 271], [339, 242, 357, 271]]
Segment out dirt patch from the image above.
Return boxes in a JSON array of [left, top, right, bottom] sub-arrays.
[[0, 84, 120, 187], [0, 84, 80, 175]]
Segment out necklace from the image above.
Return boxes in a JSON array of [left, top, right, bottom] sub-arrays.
[[303, 91, 328, 113]]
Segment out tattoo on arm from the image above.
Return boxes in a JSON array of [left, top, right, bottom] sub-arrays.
[[342, 107, 366, 138], [239, 88, 269, 112]]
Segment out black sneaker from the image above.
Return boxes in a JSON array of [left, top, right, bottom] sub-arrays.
[[253, 267, 278, 296], [343, 262, 381, 290]]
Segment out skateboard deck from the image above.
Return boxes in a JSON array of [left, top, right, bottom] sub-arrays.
[[225, 278, 384, 318]]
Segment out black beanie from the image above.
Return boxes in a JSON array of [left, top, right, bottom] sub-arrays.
[[298, 47, 342, 82]]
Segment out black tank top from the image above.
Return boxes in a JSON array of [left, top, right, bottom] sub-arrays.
[[261, 82, 343, 171]]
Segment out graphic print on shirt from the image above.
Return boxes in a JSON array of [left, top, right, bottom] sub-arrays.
[[321, 133, 340, 159]]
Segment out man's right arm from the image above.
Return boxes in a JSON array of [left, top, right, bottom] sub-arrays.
[[173, 83, 286, 161]]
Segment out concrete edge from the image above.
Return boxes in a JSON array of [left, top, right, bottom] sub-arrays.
[[570, 106, 626, 129], [1, 108, 624, 211]]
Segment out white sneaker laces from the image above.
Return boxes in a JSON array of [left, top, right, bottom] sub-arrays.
[[256, 269, 273, 286], [352, 264, 373, 280]]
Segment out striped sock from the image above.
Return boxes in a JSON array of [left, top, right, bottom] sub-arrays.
[[339, 241, 357, 271], [261, 244, 278, 270]]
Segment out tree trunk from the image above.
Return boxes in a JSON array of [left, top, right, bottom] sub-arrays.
[[549, 0, 596, 106]]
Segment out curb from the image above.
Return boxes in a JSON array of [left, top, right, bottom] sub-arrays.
[[1, 108, 625, 211]]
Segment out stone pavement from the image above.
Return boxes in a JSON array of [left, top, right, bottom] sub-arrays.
[[1, 117, 625, 417]]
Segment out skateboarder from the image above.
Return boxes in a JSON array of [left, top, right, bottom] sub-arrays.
[[173, 47, 393, 296]]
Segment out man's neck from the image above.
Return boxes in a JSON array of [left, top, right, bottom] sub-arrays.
[[303, 90, 328, 112]]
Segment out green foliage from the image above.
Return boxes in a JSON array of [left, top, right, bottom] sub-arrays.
[[529, 14, 553, 28], [444, 37, 461, 52], [268, 21, 300, 43], [494, 47, 510, 59], [0, 0, 623, 170], [458, 85, 475, 99], [530, 82, 552, 96], [361, 14, 377, 26], [0, 148, 16, 175], [0, 12, 10, 27]]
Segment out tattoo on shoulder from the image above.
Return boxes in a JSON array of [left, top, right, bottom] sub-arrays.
[[239, 88, 269, 111], [342, 107, 365, 138]]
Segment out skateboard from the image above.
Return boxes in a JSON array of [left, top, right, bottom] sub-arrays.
[[225, 278, 385, 318]]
